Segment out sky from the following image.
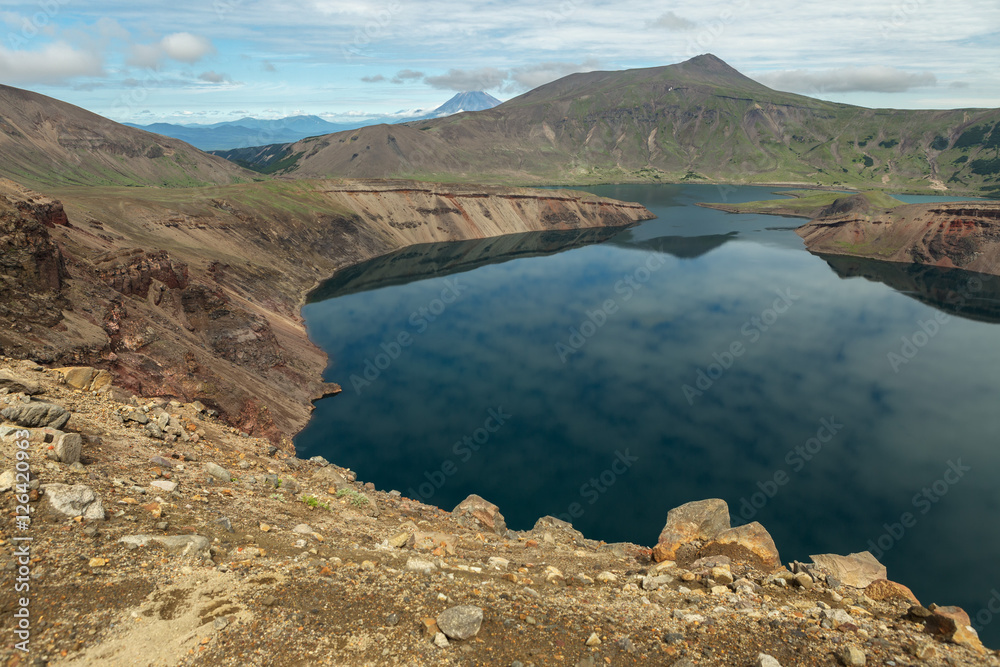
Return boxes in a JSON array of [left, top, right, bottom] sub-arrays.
[[1, 0, 999, 125]]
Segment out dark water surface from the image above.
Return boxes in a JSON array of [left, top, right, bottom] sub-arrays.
[[296, 184, 1000, 646]]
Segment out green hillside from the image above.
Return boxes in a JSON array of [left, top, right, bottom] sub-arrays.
[[215, 55, 1000, 196]]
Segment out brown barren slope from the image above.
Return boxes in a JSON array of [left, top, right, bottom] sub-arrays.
[[0, 84, 256, 188]]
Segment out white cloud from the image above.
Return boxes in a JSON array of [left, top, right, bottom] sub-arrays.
[[0, 42, 102, 84], [756, 66, 937, 94], [127, 32, 215, 69], [161, 32, 214, 63]]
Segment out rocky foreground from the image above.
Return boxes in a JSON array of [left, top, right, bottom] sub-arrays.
[[0, 362, 998, 666]]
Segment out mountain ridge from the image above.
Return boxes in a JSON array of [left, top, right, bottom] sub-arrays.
[[213, 54, 1000, 195]]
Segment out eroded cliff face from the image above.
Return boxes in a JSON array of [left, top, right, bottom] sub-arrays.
[[797, 199, 1000, 276], [0, 178, 652, 445]]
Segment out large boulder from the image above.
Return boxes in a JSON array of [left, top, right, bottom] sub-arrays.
[[653, 498, 730, 562], [44, 484, 104, 520], [702, 522, 781, 569], [924, 605, 986, 653], [810, 552, 886, 588], [452, 494, 507, 536], [0, 370, 41, 395], [1, 401, 70, 429], [54, 367, 113, 392]]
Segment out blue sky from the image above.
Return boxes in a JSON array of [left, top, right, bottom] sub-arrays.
[[2, 0, 999, 124]]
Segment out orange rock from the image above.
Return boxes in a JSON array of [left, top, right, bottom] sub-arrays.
[[421, 617, 440, 636], [702, 522, 781, 569], [653, 499, 730, 562], [864, 579, 919, 605], [924, 605, 986, 654]]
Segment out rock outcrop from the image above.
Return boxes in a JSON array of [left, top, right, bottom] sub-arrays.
[[797, 200, 1000, 277]]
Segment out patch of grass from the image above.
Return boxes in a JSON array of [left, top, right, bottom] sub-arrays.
[[335, 488, 370, 508], [300, 495, 332, 511]]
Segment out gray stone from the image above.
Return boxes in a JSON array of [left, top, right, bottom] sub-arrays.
[[822, 608, 858, 628], [293, 523, 314, 535], [280, 477, 301, 493], [433, 632, 449, 648], [214, 517, 233, 532], [204, 462, 232, 482], [263, 474, 279, 488], [1, 402, 70, 429], [54, 432, 82, 464], [810, 552, 887, 589], [436, 605, 484, 640], [312, 466, 349, 491], [406, 558, 437, 575], [641, 574, 675, 590], [0, 470, 16, 492], [840, 646, 866, 666], [123, 409, 149, 425], [150, 480, 177, 493], [149, 456, 175, 468], [118, 534, 211, 559], [756, 654, 781, 667], [0, 370, 41, 395], [44, 483, 104, 520]]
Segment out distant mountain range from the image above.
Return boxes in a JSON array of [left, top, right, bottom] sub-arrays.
[[124, 92, 502, 151], [212, 55, 1000, 196]]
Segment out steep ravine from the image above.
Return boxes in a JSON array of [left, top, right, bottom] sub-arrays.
[[0, 178, 652, 446]]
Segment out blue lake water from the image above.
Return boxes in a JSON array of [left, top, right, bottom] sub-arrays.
[[296, 184, 1000, 646]]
